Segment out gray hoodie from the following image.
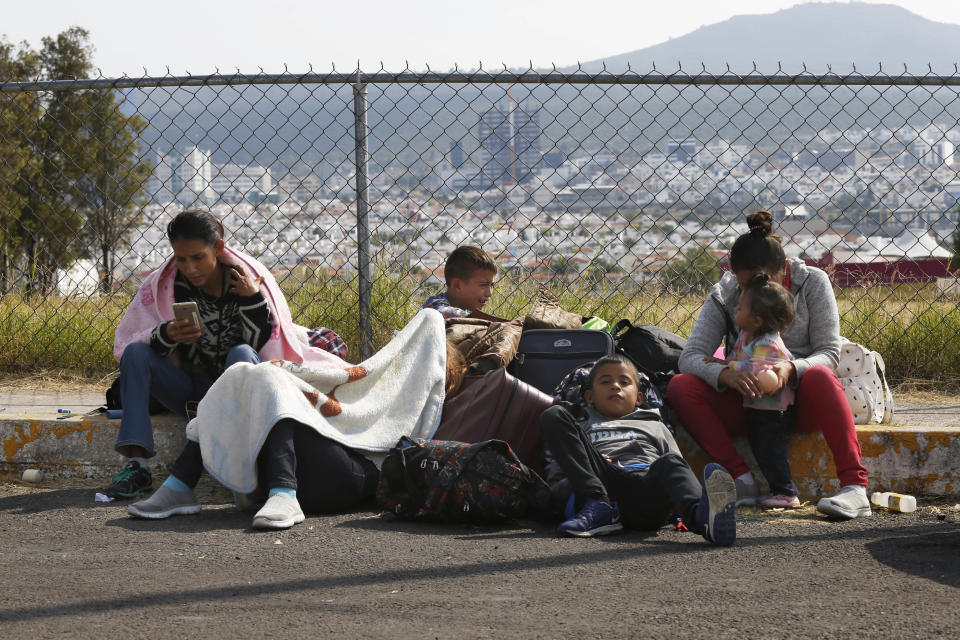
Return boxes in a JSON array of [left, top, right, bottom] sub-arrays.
[[678, 258, 841, 391]]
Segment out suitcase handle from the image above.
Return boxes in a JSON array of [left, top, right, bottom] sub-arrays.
[[514, 351, 608, 359]]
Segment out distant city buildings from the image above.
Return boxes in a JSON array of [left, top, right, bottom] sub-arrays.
[[476, 99, 542, 188], [171, 147, 214, 205], [665, 138, 700, 163], [125, 119, 960, 291], [211, 163, 274, 204], [148, 146, 276, 206], [448, 141, 465, 169]]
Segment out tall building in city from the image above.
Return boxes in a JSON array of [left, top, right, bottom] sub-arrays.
[[211, 162, 275, 203], [476, 99, 541, 188], [449, 141, 466, 169], [911, 134, 955, 169], [168, 146, 214, 205], [146, 151, 174, 203]]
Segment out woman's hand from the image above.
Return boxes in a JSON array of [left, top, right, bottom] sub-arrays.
[[717, 367, 763, 399], [772, 360, 795, 390], [228, 264, 262, 297], [166, 318, 202, 343]]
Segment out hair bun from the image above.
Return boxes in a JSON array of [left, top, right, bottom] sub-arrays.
[[745, 210, 774, 237]]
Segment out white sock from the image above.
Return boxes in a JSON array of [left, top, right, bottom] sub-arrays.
[[131, 457, 148, 469], [839, 485, 867, 496], [735, 472, 755, 485]]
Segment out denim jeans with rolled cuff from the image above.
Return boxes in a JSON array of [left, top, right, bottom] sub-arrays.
[[115, 342, 260, 457]]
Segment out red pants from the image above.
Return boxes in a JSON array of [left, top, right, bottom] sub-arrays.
[[667, 365, 868, 487]]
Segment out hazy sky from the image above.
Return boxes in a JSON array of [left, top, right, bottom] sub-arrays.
[[3, 1, 960, 76]]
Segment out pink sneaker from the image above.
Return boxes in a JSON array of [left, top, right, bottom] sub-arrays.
[[759, 493, 801, 508]]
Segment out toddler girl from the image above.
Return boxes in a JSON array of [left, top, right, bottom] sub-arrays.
[[712, 272, 799, 508]]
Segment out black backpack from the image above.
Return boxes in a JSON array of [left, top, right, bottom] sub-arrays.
[[376, 436, 551, 524], [611, 320, 687, 386], [611, 320, 688, 426]]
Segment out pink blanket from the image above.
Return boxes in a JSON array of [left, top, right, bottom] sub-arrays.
[[114, 246, 347, 367]]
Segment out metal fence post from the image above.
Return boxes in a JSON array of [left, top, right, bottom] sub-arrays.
[[353, 75, 372, 360]]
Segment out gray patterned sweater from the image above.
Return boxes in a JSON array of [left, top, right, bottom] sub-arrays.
[[150, 269, 272, 378], [678, 258, 841, 391]]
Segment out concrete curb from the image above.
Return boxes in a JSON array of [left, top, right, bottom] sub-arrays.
[[675, 425, 960, 498], [2, 411, 959, 498], [1, 415, 187, 479]]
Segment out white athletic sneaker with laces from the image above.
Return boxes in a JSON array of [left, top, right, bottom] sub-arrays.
[[817, 486, 871, 519], [252, 494, 305, 529]]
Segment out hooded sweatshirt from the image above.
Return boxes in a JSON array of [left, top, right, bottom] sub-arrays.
[[678, 257, 841, 391]]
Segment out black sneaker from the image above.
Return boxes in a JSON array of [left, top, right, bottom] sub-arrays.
[[104, 461, 153, 499]]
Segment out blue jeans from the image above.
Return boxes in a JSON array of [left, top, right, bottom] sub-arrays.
[[115, 342, 260, 457]]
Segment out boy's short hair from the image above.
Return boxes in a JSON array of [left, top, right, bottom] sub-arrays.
[[444, 246, 497, 285], [586, 354, 639, 390]]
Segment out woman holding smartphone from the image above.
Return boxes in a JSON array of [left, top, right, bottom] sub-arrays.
[[106, 209, 275, 499]]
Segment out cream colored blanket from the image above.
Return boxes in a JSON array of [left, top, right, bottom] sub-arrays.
[[186, 309, 447, 493]]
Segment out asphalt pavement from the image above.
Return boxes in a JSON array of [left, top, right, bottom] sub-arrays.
[[0, 479, 958, 639]]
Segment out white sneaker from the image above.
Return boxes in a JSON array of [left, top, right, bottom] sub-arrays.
[[817, 486, 871, 519], [252, 494, 305, 530]]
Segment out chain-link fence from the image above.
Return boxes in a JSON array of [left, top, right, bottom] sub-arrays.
[[1, 66, 959, 379]]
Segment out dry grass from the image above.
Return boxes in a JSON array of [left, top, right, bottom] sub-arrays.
[[890, 382, 960, 404], [0, 368, 116, 391], [2, 275, 960, 389]]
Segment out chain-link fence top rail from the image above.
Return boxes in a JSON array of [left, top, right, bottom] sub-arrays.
[[1, 65, 959, 378]]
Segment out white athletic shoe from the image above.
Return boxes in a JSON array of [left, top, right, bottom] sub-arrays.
[[252, 494, 305, 530], [128, 485, 201, 519], [817, 486, 872, 519]]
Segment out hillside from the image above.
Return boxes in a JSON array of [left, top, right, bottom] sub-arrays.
[[579, 2, 960, 73]]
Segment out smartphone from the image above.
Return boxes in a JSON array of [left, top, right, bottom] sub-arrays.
[[172, 301, 203, 332]]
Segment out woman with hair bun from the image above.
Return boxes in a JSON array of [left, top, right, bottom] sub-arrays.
[[667, 210, 871, 519]]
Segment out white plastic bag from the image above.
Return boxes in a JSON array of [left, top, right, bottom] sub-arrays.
[[835, 340, 894, 425]]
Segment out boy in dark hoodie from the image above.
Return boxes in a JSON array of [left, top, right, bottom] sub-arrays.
[[539, 354, 737, 545]]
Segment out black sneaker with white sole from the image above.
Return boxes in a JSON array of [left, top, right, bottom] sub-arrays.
[[103, 460, 153, 499]]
